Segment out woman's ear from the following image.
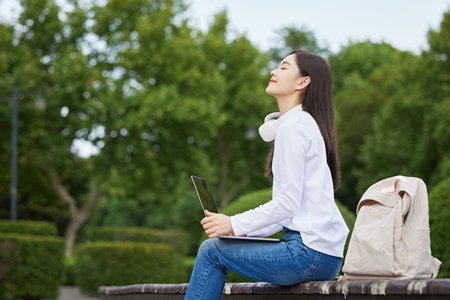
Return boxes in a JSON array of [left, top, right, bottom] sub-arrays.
[[296, 76, 311, 91]]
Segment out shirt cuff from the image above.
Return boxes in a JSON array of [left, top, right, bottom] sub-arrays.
[[230, 215, 246, 237]]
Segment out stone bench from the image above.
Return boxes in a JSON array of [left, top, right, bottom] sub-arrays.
[[98, 279, 450, 299]]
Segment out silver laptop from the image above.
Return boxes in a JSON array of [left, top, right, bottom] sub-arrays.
[[191, 175, 280, 242]]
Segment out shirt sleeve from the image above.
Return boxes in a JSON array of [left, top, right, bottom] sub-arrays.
[[231, 122, 308, 236]]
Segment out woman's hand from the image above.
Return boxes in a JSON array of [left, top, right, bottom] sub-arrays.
[[201, 210, 234, 238]]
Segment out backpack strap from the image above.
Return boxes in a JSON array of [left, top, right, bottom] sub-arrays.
[[401, 192, 411, 221]]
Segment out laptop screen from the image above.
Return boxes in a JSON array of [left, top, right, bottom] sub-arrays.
[[191, 175, 219, 214]]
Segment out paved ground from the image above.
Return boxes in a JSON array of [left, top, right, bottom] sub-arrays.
[[58, 286, 98, 300]]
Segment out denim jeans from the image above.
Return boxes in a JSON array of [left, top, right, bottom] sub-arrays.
[[185, 228, 342, 300]]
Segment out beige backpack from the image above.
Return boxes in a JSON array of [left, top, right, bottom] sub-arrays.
[[342, 175, 441, 280]]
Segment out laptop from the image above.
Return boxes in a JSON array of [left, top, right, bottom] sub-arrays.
[[190, 175, 280, 242]]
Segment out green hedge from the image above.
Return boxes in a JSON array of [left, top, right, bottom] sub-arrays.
[[0, 232, 65, 299], [63, 256, 77, 286], [429, 177, 450, 278], [0, 219, 57, 236], [85, 226, 189, 255], [221, 189, 284, 241], [75, 241, 186, 295], [198, 188, 356, 282]]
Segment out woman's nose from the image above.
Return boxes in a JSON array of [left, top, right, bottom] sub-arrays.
[[270, 69, 276, 77]]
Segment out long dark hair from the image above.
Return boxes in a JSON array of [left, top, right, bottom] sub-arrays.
[[265, 49, 341, 191]]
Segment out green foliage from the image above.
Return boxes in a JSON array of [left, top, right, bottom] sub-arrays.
[[329, 41, 408, 210], [335, 201, 356, 233], [429, 177, 450, 278], [329, 41, 400, 91], [426, 10, 450, 101], [63, 255, 77, 286], [336, 201, 356, 272], [0, 219, 57, 236], [355, 45, 450, 197], [355, 91, 428, 192], [329, 10, 450, 208], [84, 226, 189, 255], [268, 26, 329, 65], [0, 0, 272, 256], [222, 189, 271, 215], [354, 11, 450, 197], [83, 7, 273, 254], [0, 233, 65, 299], [183, 256, 196, 281], [75, 241, 185, 295], [0, 17, 65, 222]]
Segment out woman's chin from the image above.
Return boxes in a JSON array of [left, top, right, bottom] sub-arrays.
[[265, 86, 275, 96]]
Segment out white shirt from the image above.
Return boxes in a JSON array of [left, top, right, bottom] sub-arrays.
[[231, 110, 349, 258]]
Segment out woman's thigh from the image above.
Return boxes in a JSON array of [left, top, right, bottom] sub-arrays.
[[200, 236, 338, 286]]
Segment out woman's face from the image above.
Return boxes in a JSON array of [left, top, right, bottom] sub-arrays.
[[265, 54, 303, 97]]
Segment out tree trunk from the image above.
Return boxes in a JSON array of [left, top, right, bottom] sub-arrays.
[[219, 175, 249, 210], [218, 138, 249, 210], [42, 166, 103, 257], [64, 215, 84, 257]]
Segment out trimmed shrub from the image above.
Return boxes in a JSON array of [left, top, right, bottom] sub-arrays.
[[85, 226, 189, 255], [0, 232, 65, 299], [198, 188, 356, 282], [222, 189, 283, 241], [335, 199, 356, 257], [335, 201, 356, 233], [223, 189, 271, 214], [75, 241, 186, 295], [0, 219, 57, 236], [63, 256, 77, 286], [184, 256, 196, 281], [429, 177, 450, 278]]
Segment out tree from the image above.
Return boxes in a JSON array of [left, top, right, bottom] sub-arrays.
[[355, 10, 450, 194], [328, 41, 415, 209], [0, 0, 117, 256], [85, 10, 276, 254], [196, 11, 274, 210], [0, 2, 74, 227], [0, 0, 275, 256], [268, 25, 329, 65], [0, 0, 221, 256]]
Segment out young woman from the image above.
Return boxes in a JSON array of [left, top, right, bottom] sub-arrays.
[[185, 49, 349, 300]]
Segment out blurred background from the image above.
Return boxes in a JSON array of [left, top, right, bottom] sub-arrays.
[[0, 0, 449, 299]]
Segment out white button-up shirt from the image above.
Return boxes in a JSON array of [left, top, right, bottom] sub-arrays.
[[231, 110, 349, 258]]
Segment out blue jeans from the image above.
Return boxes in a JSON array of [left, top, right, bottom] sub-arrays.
[[185, 228, 342, 300]]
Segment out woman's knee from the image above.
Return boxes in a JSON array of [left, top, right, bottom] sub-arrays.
[[198, 238, 219, 258]]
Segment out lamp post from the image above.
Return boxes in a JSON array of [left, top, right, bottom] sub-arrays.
[[10, 85, 18, 221], [9, 85, 45, 221]]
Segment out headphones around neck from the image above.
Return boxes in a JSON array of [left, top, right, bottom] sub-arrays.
[[258, 105, 303, 142]]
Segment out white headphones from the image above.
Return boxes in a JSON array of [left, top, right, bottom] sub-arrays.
[[258, 105, 303, 142]]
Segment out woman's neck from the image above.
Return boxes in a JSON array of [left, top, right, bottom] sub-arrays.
[[276, 95, 303, 116]]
